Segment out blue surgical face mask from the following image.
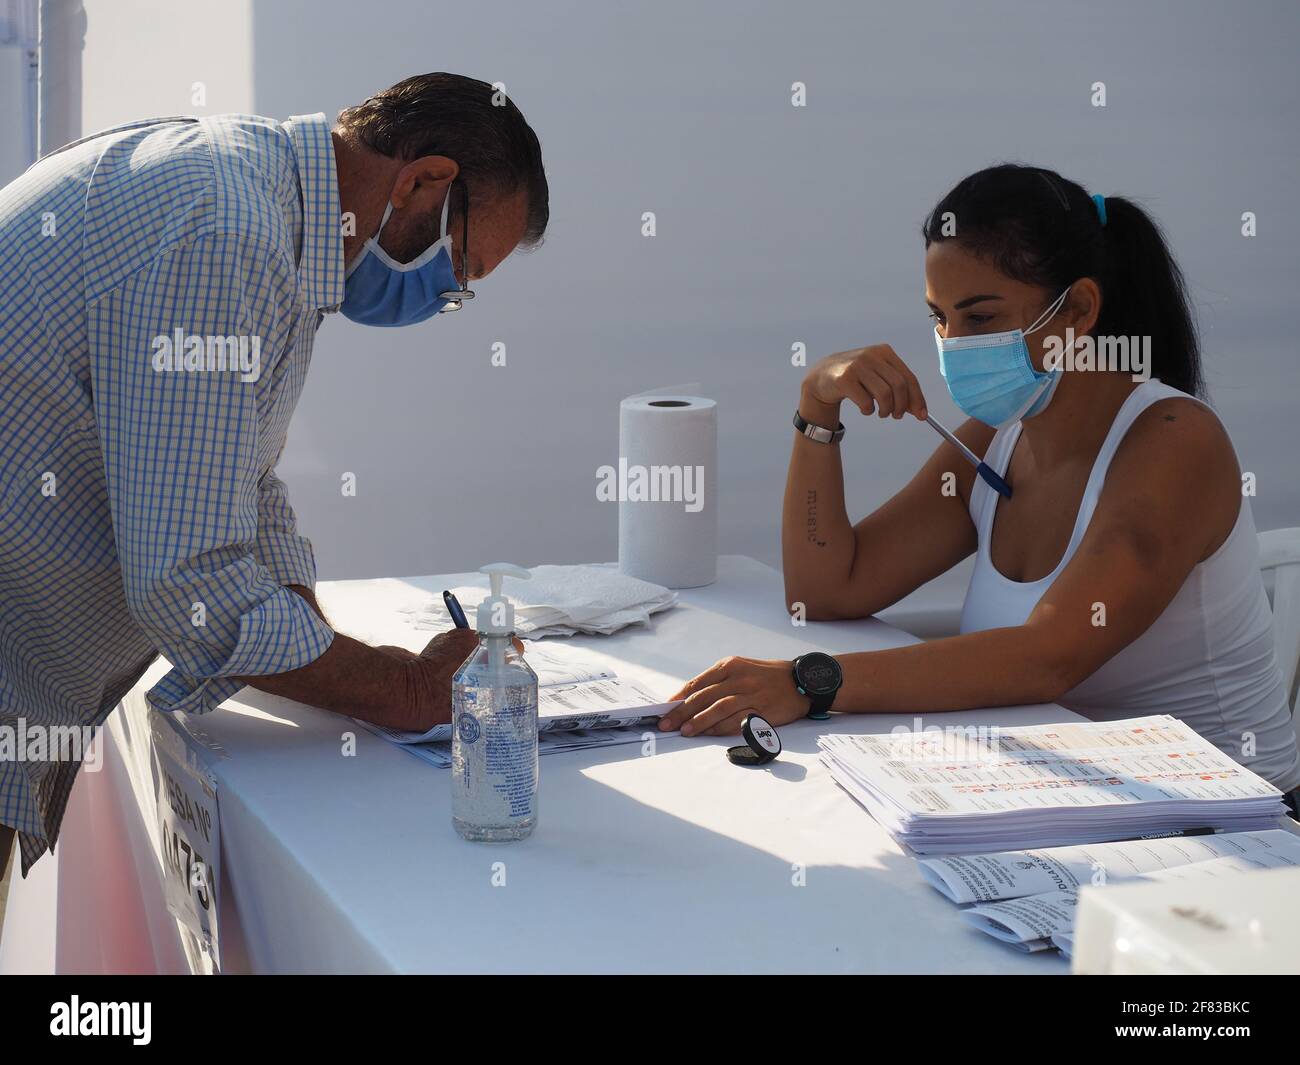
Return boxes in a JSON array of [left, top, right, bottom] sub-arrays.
[[341, 184, 460, 327], [934, 286, 1071, 429]]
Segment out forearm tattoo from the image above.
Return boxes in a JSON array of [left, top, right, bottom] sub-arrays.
[[805, 489, 827, 547]]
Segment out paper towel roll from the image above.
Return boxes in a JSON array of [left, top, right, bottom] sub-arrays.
[[617, 394, 717, 588]]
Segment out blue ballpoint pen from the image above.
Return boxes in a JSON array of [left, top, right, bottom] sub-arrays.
[[925, 414, 1013, 499], [443, 590, 470, 629]]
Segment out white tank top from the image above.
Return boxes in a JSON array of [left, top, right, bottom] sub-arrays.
[[960, 379, 1300, 791]]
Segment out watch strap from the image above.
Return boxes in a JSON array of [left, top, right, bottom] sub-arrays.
[[793, 410, 845, 445], [805, 690, 835, 720]]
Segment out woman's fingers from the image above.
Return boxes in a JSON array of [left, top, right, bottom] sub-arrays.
[[661, 657, 765, 733], [858, 364, 904, 419], [811, 345, 924, 421], [678, 694, 749, 737], [856, 348, 927, 421], [666, 658, 729, 703], [841, 375, 876, 417], [884, 349, 929, 419], [879, 363, 911, 419], [668, 681, 730, 729], [698, 709, 752, 737]]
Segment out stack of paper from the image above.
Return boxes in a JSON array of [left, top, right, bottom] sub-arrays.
[[400, 563, 678, 638], [915, 829, 1300, 954], [361, 642, 678, 767], [819, 715, 1287, 855]]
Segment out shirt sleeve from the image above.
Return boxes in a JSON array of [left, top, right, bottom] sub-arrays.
[[88, 230, 334, 715], [254, 464, 318, 590]]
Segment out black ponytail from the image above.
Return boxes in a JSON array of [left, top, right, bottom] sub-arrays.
[[921, 164, 1204, 398]]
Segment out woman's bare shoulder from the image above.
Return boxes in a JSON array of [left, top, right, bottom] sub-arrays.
[[1122, 396, 1237, 474], [1108, 395, 1241, 558]]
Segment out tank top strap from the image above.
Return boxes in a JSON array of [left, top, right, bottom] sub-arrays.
[[967, 379, 1211, 550], [967, 421, 1023, 533]]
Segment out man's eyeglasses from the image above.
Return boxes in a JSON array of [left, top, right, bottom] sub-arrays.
[[440, 181, 475, 312]]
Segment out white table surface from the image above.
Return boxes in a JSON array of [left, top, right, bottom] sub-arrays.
[[3, 555, 1081, 974]]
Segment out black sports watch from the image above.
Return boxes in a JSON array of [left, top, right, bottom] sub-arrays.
[[792, 652, 842, 720]]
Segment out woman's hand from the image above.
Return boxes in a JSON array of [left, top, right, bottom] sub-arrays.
[[802, 344, 928, 421], [658, 656, 811, 736]]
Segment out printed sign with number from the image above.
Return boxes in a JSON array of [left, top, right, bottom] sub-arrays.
[[150, 712, 221, 971]]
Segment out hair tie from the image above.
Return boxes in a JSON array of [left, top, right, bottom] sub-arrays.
[[1092, 193, 1107, 226]]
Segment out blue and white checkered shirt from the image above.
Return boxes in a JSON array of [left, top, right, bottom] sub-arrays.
[[0, 113, 344, 874]]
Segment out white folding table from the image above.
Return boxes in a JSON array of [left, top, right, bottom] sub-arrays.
[[1, 555, 1079, 973]]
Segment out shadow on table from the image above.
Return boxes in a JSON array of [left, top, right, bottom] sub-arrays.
[[170, 681, 1070, 975], [434, 749, 1065, 975]]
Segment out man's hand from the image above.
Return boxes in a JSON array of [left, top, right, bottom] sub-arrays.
[[240, 622, 479, 733], [240, 583, 523, 732], [405, 629, 482, 730], [418, 628, 484, 664], [403, 630, 527, 731]]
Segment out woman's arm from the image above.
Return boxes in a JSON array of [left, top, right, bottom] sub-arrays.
[[663, 398, 1236, 735], [835, 399, 1239, 710], [783, 345, 994, 619]]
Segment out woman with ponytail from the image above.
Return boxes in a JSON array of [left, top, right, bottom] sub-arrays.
[[660, 163, 1300, 802]]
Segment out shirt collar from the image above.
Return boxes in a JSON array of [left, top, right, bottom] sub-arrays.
[[284, 113, 345, 310]]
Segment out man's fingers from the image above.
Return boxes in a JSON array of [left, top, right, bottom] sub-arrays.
[[375, 644, 417, 660], [419, 627, 480, 663]]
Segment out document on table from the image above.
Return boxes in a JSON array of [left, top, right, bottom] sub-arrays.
[[359, 642, 680, 767], [1050, 932, 1076, 958], [819, 715, 1287, 854], [392, 723, 662, 769], [918, 828, 1300, 903], [938, 831, 1300, 953]]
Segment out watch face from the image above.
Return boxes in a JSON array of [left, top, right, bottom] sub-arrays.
[[796, 653, 841, 696]]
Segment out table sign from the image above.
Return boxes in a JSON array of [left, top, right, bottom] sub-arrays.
[[149, 711, 221, 972]]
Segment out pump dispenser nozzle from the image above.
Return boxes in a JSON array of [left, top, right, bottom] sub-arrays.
[[477, 563, 531, 635]]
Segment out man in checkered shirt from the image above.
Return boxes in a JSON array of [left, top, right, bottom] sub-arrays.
[[0, 73, 548, 878]]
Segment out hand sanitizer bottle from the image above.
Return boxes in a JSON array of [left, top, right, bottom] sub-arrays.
[[451, 563, 539, 841]]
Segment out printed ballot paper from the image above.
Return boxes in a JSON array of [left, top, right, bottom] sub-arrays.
[[954, 834, 1300, 953], [818, 715, 1287, 855], [917, 827, 1300, 904], [361, 642, 678, 767]]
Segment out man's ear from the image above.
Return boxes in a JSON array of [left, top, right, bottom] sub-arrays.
[[390, 155, 459, 210]]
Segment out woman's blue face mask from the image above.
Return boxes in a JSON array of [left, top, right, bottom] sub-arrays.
[[934, 286, 1071, 429], [340, 183, 461, 327]]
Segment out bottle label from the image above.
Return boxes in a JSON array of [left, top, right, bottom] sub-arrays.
[[452, 685, 538, 824], [457, 713, 481, 744]]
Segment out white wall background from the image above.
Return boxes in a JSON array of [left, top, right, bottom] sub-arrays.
[[37, 0, 1300, 611], [0, 0, 38, 184], [78, 0, 252, 128]]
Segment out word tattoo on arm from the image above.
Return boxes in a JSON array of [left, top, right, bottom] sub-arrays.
[[806, 489, 827, 547]]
